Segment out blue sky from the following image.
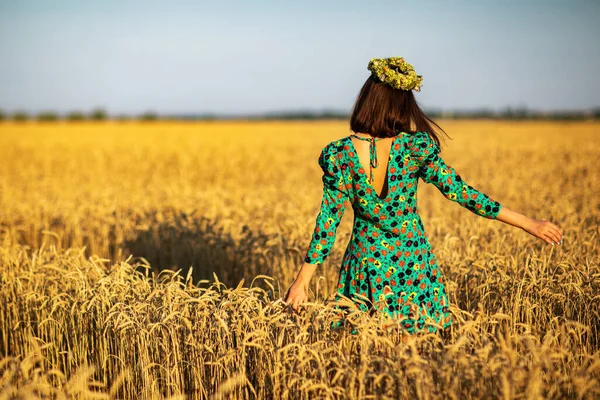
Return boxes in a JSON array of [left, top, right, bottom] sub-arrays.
[[0, 0, 598, 114]]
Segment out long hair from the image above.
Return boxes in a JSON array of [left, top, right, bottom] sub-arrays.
[[349, 76, 448, 148]]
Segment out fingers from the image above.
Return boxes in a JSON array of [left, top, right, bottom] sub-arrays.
[[551, 226, 563, 244], [548, 223, 563, 245], [284, 293, 300, 313], [555, 223, 564, 236], [547, 229, 561, 245], [546, 232, 560, 246], [283, 285, 308, 314], [541, 225, 563, 245], [541, 230, 558, 245], [541, 234, 555, 246], [539, 221, 563, 246], [288, 296, 307, 314]]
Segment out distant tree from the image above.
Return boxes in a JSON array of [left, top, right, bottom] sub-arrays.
[[0, 109, 4, 121], [89, 108, 107, 121], [12, 111, 29, 122], [66, 111, 85, 121], [501, 105, 529, 120], [198, 113, 217, 121], [37, 111, 59, 122], [319, 109, 348, 120], [139, 111, 158, 121], [114, 114, 132, 122], [424, 108, 443, 118], [551, 111, 581, 121], [470, 108, 496, 119], [440, 110, 455, 119]]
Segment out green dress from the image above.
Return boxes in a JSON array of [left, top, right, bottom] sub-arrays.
[[304, 131, 502, 334]]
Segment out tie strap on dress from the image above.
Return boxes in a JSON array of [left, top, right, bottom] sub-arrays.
[[351, 134, 385, 184]]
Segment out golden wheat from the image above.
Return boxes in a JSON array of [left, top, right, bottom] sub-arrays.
[[0, 120, 598, 399]]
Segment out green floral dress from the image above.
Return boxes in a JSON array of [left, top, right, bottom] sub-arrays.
[[304, 131, 502, 334]]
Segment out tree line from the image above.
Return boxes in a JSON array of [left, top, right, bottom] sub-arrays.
[[0, 108, 159, 122], [1, 107, 599, 122]]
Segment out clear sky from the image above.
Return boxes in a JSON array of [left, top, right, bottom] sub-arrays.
[[1, 0, 599, 115]]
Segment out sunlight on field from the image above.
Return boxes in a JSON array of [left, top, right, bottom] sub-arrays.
[[0, 120, 599, 398]]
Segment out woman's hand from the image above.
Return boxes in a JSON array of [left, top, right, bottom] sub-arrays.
[[283, 262, 317, 313], [522, 218, 564, 246], [495, 206, 564, 246], [284, 277, 309, 313]]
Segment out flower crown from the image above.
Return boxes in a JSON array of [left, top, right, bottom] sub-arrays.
[[367, 57, 423, 92]]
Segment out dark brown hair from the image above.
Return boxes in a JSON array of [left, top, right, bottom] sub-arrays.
[[349, 76, 447, 148]]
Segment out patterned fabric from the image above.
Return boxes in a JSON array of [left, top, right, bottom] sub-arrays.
[[304, 131, 502, 334]]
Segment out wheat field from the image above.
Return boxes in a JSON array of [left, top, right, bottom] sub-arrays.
[[0, 120, 599, 399]]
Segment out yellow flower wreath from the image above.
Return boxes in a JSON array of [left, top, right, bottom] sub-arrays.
[[367, 57, 423, 92]]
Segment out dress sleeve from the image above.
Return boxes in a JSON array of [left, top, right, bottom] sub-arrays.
[[303, 144, 350, 266], [410, 131, 502, 219]]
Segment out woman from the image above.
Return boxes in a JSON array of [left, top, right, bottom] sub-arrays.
[[284, 57, 563, 335]]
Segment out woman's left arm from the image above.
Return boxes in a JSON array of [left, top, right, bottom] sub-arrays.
[[413, 132, 563, 245], [413, 132, 502, 219]]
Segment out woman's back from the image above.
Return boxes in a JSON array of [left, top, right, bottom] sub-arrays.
[[350, 133, 396, 199]]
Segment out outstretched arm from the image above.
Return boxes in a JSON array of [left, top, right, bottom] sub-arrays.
[[493, 205, 563, 246], [415, 132, 563, 245], [417, 144, 502, 219]]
